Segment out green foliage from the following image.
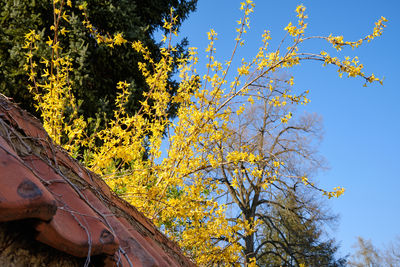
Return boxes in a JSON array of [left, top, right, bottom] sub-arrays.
[[0, 0, 197, 120], [0, 0, 49, 118], [258, 190, 347, 266]]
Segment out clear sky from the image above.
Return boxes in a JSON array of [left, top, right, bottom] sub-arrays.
[[177, 0, 400, 257]]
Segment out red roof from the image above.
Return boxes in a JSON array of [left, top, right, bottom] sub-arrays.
[[0, 94, 195, 266]]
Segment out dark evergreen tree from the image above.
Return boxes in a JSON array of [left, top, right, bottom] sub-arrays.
[[258, 188, 347, 266], [0, 0, 197, 120]]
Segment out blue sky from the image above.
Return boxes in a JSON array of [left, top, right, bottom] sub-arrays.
[[177, 0, 400, 257]]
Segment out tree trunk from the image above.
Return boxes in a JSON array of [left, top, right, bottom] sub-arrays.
[[244, 232, 256, 264]]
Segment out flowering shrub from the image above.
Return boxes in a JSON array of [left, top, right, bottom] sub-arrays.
[[23, 0, 386, 265]]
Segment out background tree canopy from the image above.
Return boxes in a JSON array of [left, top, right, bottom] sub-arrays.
[[0, 0, 197, 120], [258, 190, 347, 266]]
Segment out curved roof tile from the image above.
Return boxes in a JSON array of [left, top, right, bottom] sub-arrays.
[[0, 94, 194, 267]]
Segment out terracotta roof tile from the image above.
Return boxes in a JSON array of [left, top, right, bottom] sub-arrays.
[[0, 94, 195, 266], [0, 137, 57, 222]]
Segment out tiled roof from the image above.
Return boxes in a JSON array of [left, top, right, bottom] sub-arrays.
[[0, 94, 195, 266]]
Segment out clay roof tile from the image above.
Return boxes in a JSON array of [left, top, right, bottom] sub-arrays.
[[0, 94, 195, 267]]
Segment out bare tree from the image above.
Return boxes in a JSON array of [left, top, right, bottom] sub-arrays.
[[349, 236, 400, 267], [383, 237, 400, 267], [348, 237, 382, 267], [200, 76, 343, 265]]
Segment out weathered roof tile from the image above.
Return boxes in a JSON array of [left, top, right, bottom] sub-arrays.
[[0, 138, 57, 222], [0, 94, 195, 266]]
